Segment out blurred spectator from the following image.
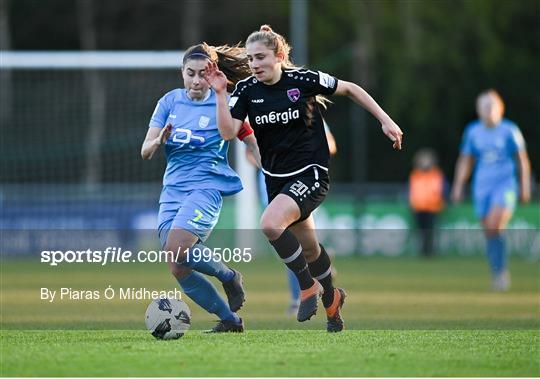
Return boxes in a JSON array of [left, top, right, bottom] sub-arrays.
[[409, 148, 445, 258]]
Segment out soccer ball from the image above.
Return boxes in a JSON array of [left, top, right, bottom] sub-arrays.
[[145, 298, 191, 340]]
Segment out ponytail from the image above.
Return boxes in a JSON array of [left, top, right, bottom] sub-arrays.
[[209, 43, 251, 93], [183, 43, 251, 93]]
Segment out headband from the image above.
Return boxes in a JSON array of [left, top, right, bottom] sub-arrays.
[[183, 51, 211, 64]]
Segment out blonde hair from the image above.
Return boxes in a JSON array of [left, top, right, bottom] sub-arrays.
[[476, 89, 505, 117], [246, 25, 331, 125], [246, 25, 294, 68]]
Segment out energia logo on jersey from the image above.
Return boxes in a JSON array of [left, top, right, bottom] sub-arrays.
[[254, 108, 300, 126]]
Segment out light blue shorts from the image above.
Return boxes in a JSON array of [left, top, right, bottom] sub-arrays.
[[473, 183, 517, 219], [158, 189, 223, 248]]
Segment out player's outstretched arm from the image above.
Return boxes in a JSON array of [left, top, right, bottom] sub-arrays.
[[204, 61, 243, 140], [450, 154, 474, 203], [141, 123, 172, 160], [334, 80, 403, 150], [517, 150, 531, 203]]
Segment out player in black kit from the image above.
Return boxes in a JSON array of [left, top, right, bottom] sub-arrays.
[[205, 25, 403, 332]]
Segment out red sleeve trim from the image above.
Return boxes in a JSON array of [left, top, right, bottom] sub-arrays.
[[236, 121, 254, 141]]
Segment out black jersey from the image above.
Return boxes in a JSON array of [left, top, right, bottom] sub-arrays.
[[229, 69, 338, 177]]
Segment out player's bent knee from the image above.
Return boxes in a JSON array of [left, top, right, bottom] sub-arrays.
[[485, 228, 503, 238], [170, 263, 191, 279], [163, 243, 189, 262], [261, 213, 285, 241], [302, 246, 320, 263], [261, 225, 283, 241], [483, 217, 507, 237], [260, 216, 285, 241], [483, 220, 505, 237]]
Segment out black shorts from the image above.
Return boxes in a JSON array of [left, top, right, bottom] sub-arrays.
[[265, 166, 330, 222]]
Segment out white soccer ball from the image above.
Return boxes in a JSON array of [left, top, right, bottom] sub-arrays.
[[145, 298, 191, 340]]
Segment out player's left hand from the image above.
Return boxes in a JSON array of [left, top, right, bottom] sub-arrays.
[[381, 120, 403, 150], [204, 61, 228, 94]]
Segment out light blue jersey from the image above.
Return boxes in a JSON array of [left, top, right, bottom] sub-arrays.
[[147, 84, 243, 325], [149, 88, 243, 202], [460, 118, 525, 217]]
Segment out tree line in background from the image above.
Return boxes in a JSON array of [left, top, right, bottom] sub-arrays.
[[2, 0, 539, 184]]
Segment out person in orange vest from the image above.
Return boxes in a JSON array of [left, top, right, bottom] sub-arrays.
[[409, 148, 446, 257]]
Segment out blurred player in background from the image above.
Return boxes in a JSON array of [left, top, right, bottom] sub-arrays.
[[205, 24, 403, 332], [409, 148, 446, 258], [141, 43, 257, 332], [451, 89, 531, 291]]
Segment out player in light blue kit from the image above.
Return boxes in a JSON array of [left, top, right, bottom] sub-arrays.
[[451, 89, 531, 291], [141, 43, 256, 332]]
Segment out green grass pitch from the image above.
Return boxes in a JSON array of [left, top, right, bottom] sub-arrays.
[[1, 255, 539, 376]]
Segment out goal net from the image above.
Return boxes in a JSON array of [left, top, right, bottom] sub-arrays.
[[1, 51, 258, 252]]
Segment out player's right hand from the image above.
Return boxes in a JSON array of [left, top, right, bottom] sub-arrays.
[[381, 120, 403, 150], [158, 123, 172, 145]]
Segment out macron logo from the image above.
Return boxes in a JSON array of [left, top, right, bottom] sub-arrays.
[[251, 99, 264, 103]]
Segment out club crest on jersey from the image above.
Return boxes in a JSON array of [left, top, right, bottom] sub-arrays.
[[287, 88, 301, 102], [198, 116, 210, 128]]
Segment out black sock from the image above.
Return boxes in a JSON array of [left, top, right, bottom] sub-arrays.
[[308, 244, 335, 307], [270, 229, 314, 290]]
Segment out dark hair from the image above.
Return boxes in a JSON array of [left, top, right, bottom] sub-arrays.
[[183, 43, 251, 93], [182, 44, 211, 65]]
